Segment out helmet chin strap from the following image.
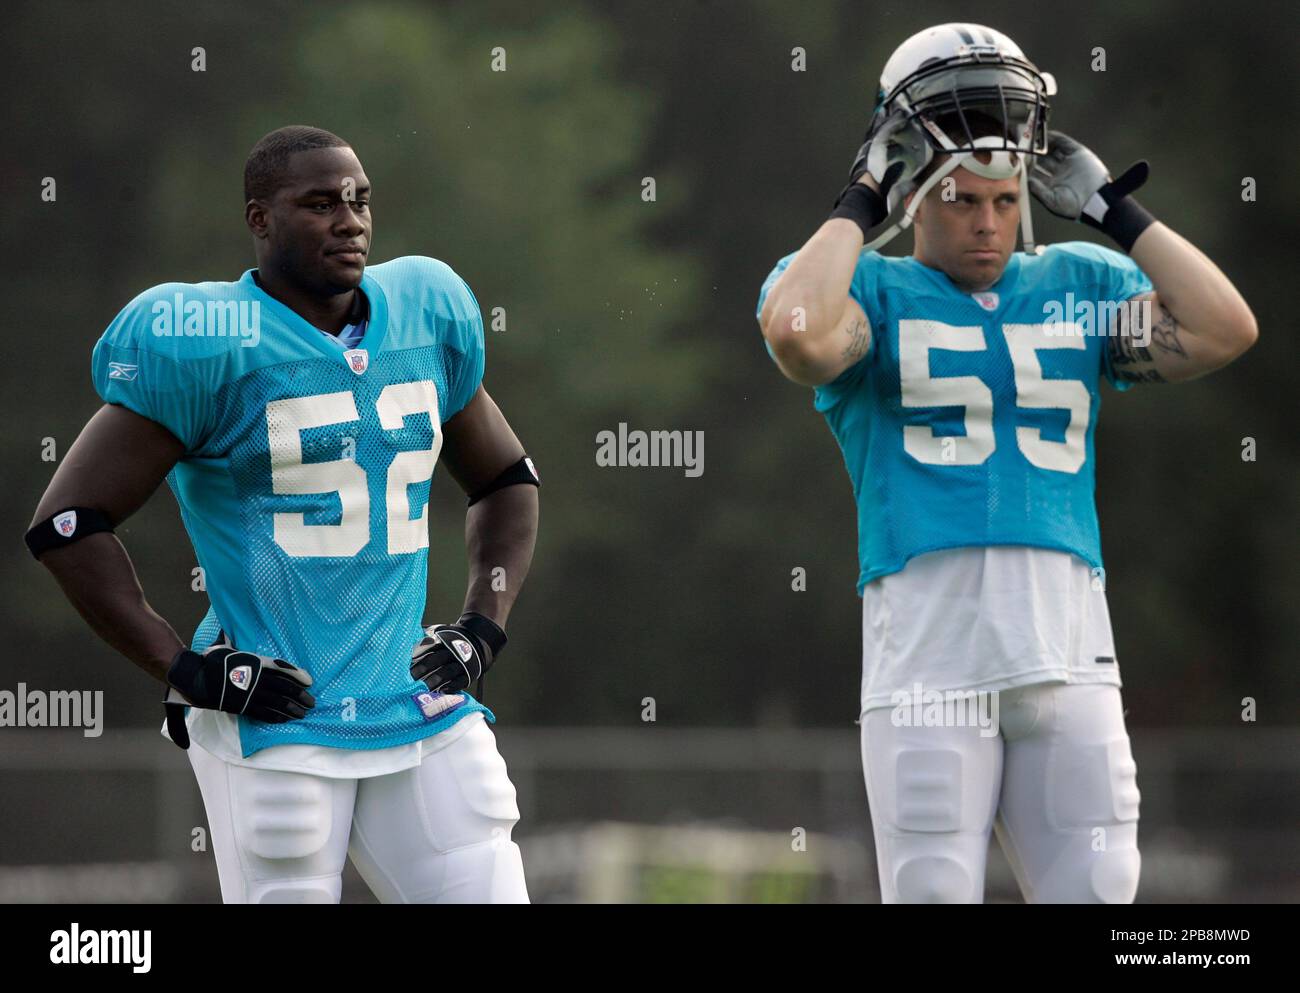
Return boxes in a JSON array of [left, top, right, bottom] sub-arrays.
[[1017, 161, 1036, 254], [863, 132, 1037, 254]]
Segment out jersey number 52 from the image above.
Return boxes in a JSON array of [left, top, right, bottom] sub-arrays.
[[265, 380, 442, 557]]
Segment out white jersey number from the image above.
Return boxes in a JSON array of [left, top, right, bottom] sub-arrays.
[[266, 382, 442, 557], [899, 319, 1088, 472]]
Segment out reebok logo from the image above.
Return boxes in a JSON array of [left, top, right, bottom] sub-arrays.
[[413, 691, 466, 721]]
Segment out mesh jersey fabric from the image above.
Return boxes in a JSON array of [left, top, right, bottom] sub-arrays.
[[757, 241, 1153, 593], [92, 256, 492, 757]]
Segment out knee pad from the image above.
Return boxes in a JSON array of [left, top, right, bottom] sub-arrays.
[[881, 747, 988, 903], [429, 836, 530, 904], [895, 853, 977, 903], [1029, 821, 1141, 903], [1090, 843, 1141, 904], [249, 876, 342, 904], [233, 771, 345, 904], [1045, 735, 1141, 903]]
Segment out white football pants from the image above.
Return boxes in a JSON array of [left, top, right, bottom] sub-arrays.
[[861, 682, 1141, 903], [188, 713, 529, 903]]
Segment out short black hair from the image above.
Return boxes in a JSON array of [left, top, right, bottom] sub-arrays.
[[244, 125, 350, 203]]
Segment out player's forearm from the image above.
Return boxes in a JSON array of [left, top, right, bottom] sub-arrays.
[[460, 484, 539, 628], [1130, 222, 1258, 360], [760, 218, 864, 352], [37, 532, 186, 682]]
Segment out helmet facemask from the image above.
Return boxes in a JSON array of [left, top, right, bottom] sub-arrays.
[[890, 61, 1054, 157], [860, 42, 1055, 254]]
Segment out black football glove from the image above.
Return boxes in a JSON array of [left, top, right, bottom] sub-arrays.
[[832, 112, 933, 236], [163, 638, 315, 749], [410, 611, 507, 695], [1028, 130, 1155, 252], [848, 111, 933, 196]]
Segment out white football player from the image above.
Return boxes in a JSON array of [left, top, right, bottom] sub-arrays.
[[757, 24, 1257, 902]]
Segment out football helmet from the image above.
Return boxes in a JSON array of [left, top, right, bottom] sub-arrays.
[[859, 23, 1057, 253]]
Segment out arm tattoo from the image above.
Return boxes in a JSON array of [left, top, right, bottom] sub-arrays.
[[840, 315, 870, 362], [1149, 301, 1189, 358], [1107, 299, 1187, 384], [1107, 325, 1163, 382]]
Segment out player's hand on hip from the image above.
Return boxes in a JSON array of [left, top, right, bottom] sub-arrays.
[[165, 643, 315, 723], [410, 612, 507, 693]]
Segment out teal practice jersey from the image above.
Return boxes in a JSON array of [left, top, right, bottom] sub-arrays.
[[757, 242, 1153, 594], [92, 256, 492, 756]]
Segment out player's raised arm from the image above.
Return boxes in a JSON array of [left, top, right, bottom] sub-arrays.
[[1028, 130, 1258, 385], [1115, 228, 1257, 383], [409, 385, 539, 696], [759, 202, 875, 387], [759, 114, 933, 387]]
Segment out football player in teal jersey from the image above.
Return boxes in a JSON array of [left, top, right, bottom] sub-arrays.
[[27, 126, 539, 903], [757, 25, 1256, 903]]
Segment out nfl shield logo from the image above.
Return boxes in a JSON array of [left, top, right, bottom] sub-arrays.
[[344, 348, 369, 375], [54, 510, 77, 537], [229, 665, 252, 688], [972, 292, 999, 311]]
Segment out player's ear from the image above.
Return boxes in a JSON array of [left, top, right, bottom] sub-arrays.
[[245, 199, 270, 238]]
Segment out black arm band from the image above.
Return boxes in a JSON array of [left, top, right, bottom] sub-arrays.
[[1098, 196, 1156, 254], [829, 182, 889, 239], [467, 455, 540, 507], [24, 507, 115, 559]]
